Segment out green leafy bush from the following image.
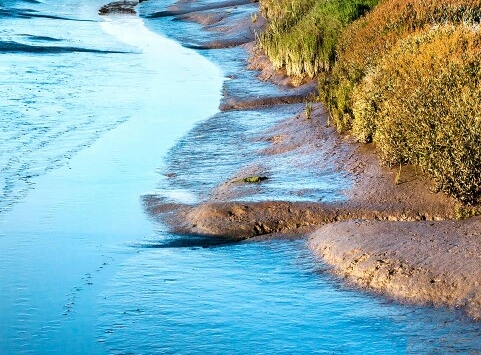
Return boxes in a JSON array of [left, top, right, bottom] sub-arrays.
[[326, 0, 481, 131]]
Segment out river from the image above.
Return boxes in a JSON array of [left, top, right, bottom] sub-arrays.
[[1, 1, 480, 354]]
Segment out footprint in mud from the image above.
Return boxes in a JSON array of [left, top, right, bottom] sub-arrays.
[[96, 262, 109, 272], [82, 272, 94, 286], [63, 287, 81, 316]]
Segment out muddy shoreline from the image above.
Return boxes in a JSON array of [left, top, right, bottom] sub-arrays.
[[106, 0, 481, 319]]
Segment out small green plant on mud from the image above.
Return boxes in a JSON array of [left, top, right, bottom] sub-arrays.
[[455, 204, 481, 220], [235, 176, 269, 183], [394, 164, 402, 186]]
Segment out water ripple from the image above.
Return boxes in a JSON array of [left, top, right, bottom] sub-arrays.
[[0, 40, 127, 53]]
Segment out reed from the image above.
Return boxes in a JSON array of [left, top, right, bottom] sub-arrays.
[[258, 0, 380, 80]]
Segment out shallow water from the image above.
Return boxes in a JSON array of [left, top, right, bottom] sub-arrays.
[[158, 104, 349, 204], [0, 0, 221, 353], [100, 238, 481, 355], [1, 1, 481, 354]]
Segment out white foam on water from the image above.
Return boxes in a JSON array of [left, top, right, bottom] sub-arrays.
[[101, 15, 223, 109]]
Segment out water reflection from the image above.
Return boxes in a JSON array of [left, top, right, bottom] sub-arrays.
[[1, 0, 481, 354], [135, 235, 236, 249]]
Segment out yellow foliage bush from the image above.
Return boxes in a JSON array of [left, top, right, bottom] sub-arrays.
[[325, 0, 481, 131], [259, 0, 481, 204], [352, 26, 481, 203]]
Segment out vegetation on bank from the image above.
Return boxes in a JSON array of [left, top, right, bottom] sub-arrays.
[[258, 0, 481, 204], [353, 26, 481, 203], [258, 0, 380, 78], [325, 0, 481, 132]]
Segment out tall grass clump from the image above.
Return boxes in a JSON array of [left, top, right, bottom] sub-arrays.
[[351, 26, 481, 204], [258, 0, 380, 80], [325, 0, 481, 131]]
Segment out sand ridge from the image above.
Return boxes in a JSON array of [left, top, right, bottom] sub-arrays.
[[309, 218, 481, 319]]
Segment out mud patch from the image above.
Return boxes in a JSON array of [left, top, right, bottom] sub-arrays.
[[309, 218, 481, 319]]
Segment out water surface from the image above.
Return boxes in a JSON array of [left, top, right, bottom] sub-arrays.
[[1, 1, 481, 354], [0, 1, 222, 353]]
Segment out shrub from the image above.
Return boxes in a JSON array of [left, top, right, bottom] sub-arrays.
[[351, 26, 481, 203], [258, 0, 481, 204], [327, 0, 481, 131]]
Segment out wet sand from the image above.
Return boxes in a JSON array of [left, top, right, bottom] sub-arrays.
[[309, 218, 481, 320], [134, 0, 481, 319]]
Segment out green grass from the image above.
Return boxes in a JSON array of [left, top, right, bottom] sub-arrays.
[[258, 0, 380, 79]]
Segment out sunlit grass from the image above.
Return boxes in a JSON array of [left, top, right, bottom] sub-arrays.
[[352, 25, 481, 203], [258, 0, 481, 204], [258, 0, 380, 79], [325, 0, 481, 131]]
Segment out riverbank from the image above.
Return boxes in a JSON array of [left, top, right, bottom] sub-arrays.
[[136, 0, 481, 319]]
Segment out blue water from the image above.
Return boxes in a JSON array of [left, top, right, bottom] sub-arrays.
[[1, 0, 481, 354]]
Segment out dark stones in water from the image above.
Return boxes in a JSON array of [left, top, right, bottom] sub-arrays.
[[99, 1, 147, 16]]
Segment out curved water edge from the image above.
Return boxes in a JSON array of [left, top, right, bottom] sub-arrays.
[[1, 0, 481, 354], [100, 239, 481, 354], [0, 2, 222, 353]]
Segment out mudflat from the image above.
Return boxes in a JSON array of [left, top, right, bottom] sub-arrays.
[[309, 218, 481, 319], [140, 0, 481, 319]]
